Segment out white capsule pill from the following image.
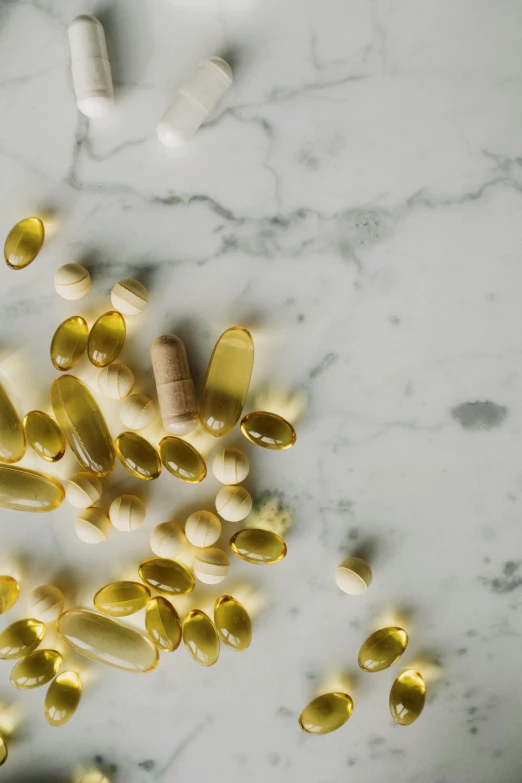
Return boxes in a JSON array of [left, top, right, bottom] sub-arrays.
[[65, 473, 102, 509], [185, 510, 221, 548], [215, 485, 252, 522], [53, 264, 91, 300], [193, 547, 230, 584], [111, 279, 148, 316], [68, 15, 114, 118], [150, 521, 187, 559], [212, 448, 249, 485], [157, 57, 232, 148], [75, 507, 111, 544], [120, 394, 155, 431], [109, 494, 146, 532], [98, 363, 134, 400], [335, 557, 372, 595], [27, 585, 64, 623]]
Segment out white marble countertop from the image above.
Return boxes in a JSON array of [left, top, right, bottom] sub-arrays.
[[0, 0, 521, 781]]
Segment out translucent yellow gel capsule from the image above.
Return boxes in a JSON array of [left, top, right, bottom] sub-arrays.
[[200, 327, 254, 436], [45, 670, 82, 726], [230, 528, 287, 565], [358, 627, 408, 672], [138, 558, 195, 596], [88, 311, 126, 367], [145, 597, 182, 651], [390, 669, 426, 726], [0, 618, 45, 659], [58, 608, 159, 673], [51, 375, 115, 477], [299, 693, 354, 735], [240, 411, 296, 450], [50, 316, 89, 371], [10, 649, 61, 689], [4, 216, 44, 270], [0, 575, 19, 615], [0, 732, 6, 765], [159, 436, 207, 483], [214, 595, 251, 651], [0, 464, 65, 512], [0, 382, 25, 463], [24, 410, 65, 462], [115, 432, 161, 480], [93, 581, 151, 617], [182, 609, 219, 667]]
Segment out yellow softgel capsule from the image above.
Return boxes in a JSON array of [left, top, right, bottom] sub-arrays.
[[115, 432, 161, 480], [10, 648, 62, 689], [45, 670, 82, 727], [358, 627, 408, 672], [229, 528, 287, 565], [299, 692, 354, 735], [58, 608, 159, 673], [93, 581, 151, 617], [0, 732, 6, 765], [51, 375, 115, 477], [200, 327, 254, 437], [0, 576, 19, 615], [214, 595, 251, 651], [389, 669, 426, 726], [4, 216, 44, 270], [0, 382, 25, 463], [138, 558, 195, 596], [0, 464, 65, 512], [24, 410, 66, 462], [240, 411, 296, 450], [50, 316, 89, 371], [145, 596, 182, 652], [0, 618, 45, 659], [87, 310, 126, 367], [182, 610, 219, 667], [159, 437, 207, 483]]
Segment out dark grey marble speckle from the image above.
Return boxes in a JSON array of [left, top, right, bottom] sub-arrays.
[[267, 753, 281, 766], [138, 760, 155, 771], [481, 561, 522, 593], [277, 706, 292, 717], [310, 352, 338, 379], [451, 401, 507, 430]]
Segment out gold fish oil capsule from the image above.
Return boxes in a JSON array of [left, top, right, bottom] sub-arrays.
[[0, 618, 45, 659], [88, 310, 126, 367], [0, 464, 65, 512], [0, 732, 6, 765], [138, 557, 195, 596], [0, 382, 25, 463], [10, 649, 61, 689], [145, 597, 182, 652], [58, 608, 158, 673], [50, 316, 89, 371], [115, 432, 161, 480], [24, 411, 66, 462], [45, 670, 82, 726], [214, 595, 251, 651], [0, 576, 19, 615], [159, 436, 206, 483], [230, 528, 287, 565], [4, 216, 44, 270], [389, 669, 426, 726], [93, 581, 151, 617], [51, 375, 115, 476], [299, 692, 354, 735], [358, 627, 408, 672], [151, 334, 198, 435], [240, 411, 296, 450], [200, 327, 254, 437], [182, 610, 219, 667]]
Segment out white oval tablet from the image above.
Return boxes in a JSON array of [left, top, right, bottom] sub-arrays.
[[75, 507, 111, 544], [335, 557, 372, 595], [120, 394, 155, 431], [212, 448, 249, 485], [111, 279, 148, 315], [185, 510, 221, 548], [109, 494, 146, 532], [150, 521, 186, 559], [65, 473, 102, 509], [215, 485, 252, 522], [193, 547, 230, 584], [98, 363, 134, 400], [53, 264, 91, 300], [27, 585, 64, 623]]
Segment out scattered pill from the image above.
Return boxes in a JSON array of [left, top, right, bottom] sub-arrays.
[[109, 494, 146, 532], [215, 485, 252, 522], [214, 595, 251, 651], [159, 436, 206, 483], [150, 521, 186, 559], [0, 464, 65, 512], [11, 649, 62, 689], [65, 473, 102, 509], [335, 557, 372, 595], [193, 547, 230, 584], [4, 216, 44, 270], [50, 315, 89, 372], [358, 627, 408, 672], [93, 581, 151, 617], [98, 363, 134, 400], [299, 692, 354, 735], [185, 510, 221, 548], [0, 381, 25, 463], [240, 411, 296, 450], [28, 585, 64, 623], [68, 15, 114, 118], [151, 334, 198, 435], [389, 669, 426, 726], [111, 279, 148, 315], [24, 410, 66, 463], [120, 394, 155, 431], [115, 432, 161, 480], [230, 528, 287, 565], [145, 597, 182, 652], [182, 609, 220, 667], [0, 618, 45, 659], [212, 448, 249, 485], [45, 670, 82, 727], [0, 576, 19, 615], [75, 507, 111, 544], [88, 311, 126, 368], [138, 558, 195, 596], [53, 263, 91, 300]]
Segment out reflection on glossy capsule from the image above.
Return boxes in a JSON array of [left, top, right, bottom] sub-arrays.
[[93, 581, 151, 617], [159, 436, 206, 483], [10, 649, 62, 689], [0, 618, 46, 659], [0, 576, 19, 615], [230, 528, 287, 565], [0, 382, 25, 464], [0, 732, 6, 765], [240, 411, 296, 450], [115, 432, 161, 480], [24, 410, 66, 462], [214, 595, 251, 651], [138, 558, 195, 596], [358, 627, 408, 672], [50, 316, 89, 371], [145, 597, 182, 652], [4, 217, 44, 270], [182, 610, 219, 667], [0, 464, 65, 512], [389, 669, 426, 726], [45, 670, 82, 727], [299, 692, 354, 735], [88, 311, 126, 367]]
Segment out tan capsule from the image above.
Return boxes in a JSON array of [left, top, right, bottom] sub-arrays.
[[214, 595, 251, 651], [115, 432, 161, 480], [230, 528, 287, 565], [212, 448, 249, 485], [240, 411, 296, 450], [4, 216, 44, 269], [0, 618, 45, 659], [58, 608, 158, 673], [28, 585, 64, 623], [120, 394, 155, 431], [0, 576, 19, 615], [98, 363, 134, 400], [65, 472, 102, 509], [0, 464, 65, 512], [151, 334, 198, 435], [75, 507, 111, 544], [150, 521, 186, 559], [215, 485, 252, 522], [159, 436, 206, 483], [45, 670, 82, 726], [53, 263, 91, 300], [0, 382, 25, 463], [88, 310, 126, 367], [10, 649, 62, 689], [0, 732, 6, 765], [182, 610, 219, 667], [335, 557, 372, 595], [299, 692, 354, 735], [139, 557, 195, 596], [145, 597, 182, 652], [93, 581, 151, 616], [111, 279, 148, 315], [109, 494, 146, 532], [185, 510, 221, 548], [389, 669, 426, 725], [50, 315, 89, 371], [24, 410, 66, 462], [358, 627, 408, 672], [193, 547, 230, 584]]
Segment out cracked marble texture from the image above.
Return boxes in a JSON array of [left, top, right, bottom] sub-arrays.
[[0, 0, 521, 781]]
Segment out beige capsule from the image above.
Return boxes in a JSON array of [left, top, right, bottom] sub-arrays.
[[150, 521, 187, 559], [27, 585, 64, 623], [10, 649, 62, 689], [212, 448, 249, 485], [65, 473, 102, 509], [193, 547, 230, 584], [45, 670, 82, 726], [151, 334, 198, 435], [98, 363, 134, 400], [75, 507, 111, 544], [111, 279, 148, 315], [120, 394, 155, 431], [109, 494, 146, 532], [185, 510, 221, 548], [182, 610, 219, 667], [215, 485, 252, 522], [53, 263, 91, 300]]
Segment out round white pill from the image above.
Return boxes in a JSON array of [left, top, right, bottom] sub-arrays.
[[150, 521, 186, 559], [111, 279, 148, 316], [120, 394, 155, 430], [193, 547, 230, 584], [109, 494, 146, 532], [212, 448, 249, 485], [98, 363, 134, 400], [66, 473, 102, 509], [185, 510, 221, 548], [335, 557, 372, 595], [215, 485, 252, 522], [75, 507, 111, 544], [27, 584, 64, 623], [53, 263, 91, 300]]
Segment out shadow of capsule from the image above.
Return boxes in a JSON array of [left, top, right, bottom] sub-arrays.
[[3, 774, 69, 783]]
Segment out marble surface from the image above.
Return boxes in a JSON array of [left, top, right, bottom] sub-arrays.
[[0, 0, 521, 780]]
